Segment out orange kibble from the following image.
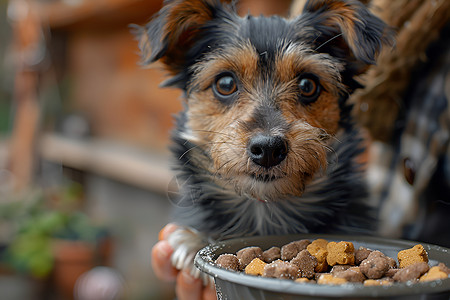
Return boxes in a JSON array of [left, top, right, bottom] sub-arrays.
[[326, 241, 355, 266], [317, 274, 348, 285], [420, 266, 449, 282], [245, 258, 267, 276], [397, 244, 428, 268]]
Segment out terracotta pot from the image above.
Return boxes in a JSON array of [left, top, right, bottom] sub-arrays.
[[52, 240, 95, 300]]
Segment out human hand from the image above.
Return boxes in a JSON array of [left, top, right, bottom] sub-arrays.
[[151, 223, 217, 300]]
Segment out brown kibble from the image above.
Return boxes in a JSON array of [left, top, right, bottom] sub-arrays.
[[393, 262, 429, 282], [307, 239, 329, 272], [291, 250, 318, 279], [386, 256, 397, 269], [419, 265, 449, 282], [215, 254, 240, 271], [360, 251, 391, 279], [263, 260, 299, 280], [317, 274, 348, 285], [355, 247, 372, 265], [326, 241, 355, 266], [237, 246, 263, 269], [364, 278, 393, 286], [245, 258, 267, 276], [281, 240, 311, 261], [385, 268, 399, 278], [330, 265, 351, 274], [437, 262, 450, 275], [334, 267, 366, 283], [397, 244, 428, 269], [262, 247, 281, 263]]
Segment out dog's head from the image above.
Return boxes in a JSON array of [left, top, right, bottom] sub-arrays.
[[136, 0, 392, 201]]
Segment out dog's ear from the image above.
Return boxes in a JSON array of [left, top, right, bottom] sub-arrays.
[[298, 0, 394, 74], [134, 0, 233, 76]]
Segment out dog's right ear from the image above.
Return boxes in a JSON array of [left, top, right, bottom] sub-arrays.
[[133, 0, 233, 81]]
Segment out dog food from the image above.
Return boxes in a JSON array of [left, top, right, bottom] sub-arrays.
[[355, 247, 372, 265], [307, 239, 329, 272], [263, 260, 299, 280], [290, 250, 317, 279], [397, 244, 428, 268], [281, 239, 311, 260], [236, 246, 263, 269], [359, 251, 392, 279], [363, 278, 393, 286], [334, 266, 366, 283], [262, 246, 281, 263], [393, 262, 429, 282], [420, 264, 450, 282], [215, 254, 240, 271], [317, 274, 348, 285], [214, 239, 450, 286], [326, 241, 355, 266], [245, 258, 267, 276]]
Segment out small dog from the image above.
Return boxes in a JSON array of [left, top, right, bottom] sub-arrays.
[[136, 0, 392, 279]]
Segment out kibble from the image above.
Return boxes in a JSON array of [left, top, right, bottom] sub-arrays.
[[334, 266, 366, 283], [397, 244, 428, 268], [262, 246, 281, 263], [245, 258, 267, 276], [237, 246, 263, 269], [281, 239, 311, 261], [215, 254, 240, 271], [393, 262, 430, 282], [420, 264, 450, 282], [307, 239, 329, 272], [214, 239, 448, 287], [360, 251, 391, 279], [290, 250, 317, 279], [263, 260, 299, 280], [326, 241, 355, 266]]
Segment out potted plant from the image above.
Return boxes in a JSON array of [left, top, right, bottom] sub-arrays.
[[0, 183, 108, 299]]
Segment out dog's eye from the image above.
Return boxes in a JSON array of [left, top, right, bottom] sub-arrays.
[[213, 73, 238, 102], [298, 75, 321, 104]]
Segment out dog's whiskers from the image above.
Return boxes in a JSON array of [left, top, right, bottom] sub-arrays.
[[314, 33, 343, 52], [179, 141, 240, 160]]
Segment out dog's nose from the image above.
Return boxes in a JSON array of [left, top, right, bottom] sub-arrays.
[[247, 135, 288, 168]]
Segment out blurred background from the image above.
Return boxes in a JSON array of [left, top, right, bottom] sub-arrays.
[[0, 0, 291, 299], [0, 0, 449, 299]]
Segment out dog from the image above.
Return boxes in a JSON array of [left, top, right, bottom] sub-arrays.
[[135, 0, 392, 280]]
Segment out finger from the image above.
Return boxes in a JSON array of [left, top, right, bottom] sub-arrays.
[[151, 240, 178, 281], [159, 223, 179, 241], [202, 283, 217, 300], [176, 270, 203, 300]]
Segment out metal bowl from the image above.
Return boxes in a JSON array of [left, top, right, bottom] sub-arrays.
[[194, 234, 450, 299]]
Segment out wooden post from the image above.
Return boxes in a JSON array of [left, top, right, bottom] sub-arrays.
[[7, 0, 42, 191]]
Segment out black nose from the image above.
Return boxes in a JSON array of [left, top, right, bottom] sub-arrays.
[[247, 135, 288, 168]]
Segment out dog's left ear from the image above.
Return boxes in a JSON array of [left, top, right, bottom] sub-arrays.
[[297, 0, 394, 74], [133, 0, 234, 86]]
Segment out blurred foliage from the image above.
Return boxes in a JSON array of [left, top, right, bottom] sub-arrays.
[[0, 183, 103, 278], [0, 0, 13, 135]]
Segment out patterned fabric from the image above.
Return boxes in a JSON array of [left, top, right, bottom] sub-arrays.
[[368, 25, 450, 247]]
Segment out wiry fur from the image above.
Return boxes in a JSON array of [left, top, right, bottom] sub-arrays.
[[136, 0, 393, 279], [171, 113, 371, 239]]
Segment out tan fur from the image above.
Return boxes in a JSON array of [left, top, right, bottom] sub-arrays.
[[185, 42, 345, 200]]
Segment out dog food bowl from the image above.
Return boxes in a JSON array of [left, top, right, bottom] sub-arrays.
[[194, 234, 450, 299]]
